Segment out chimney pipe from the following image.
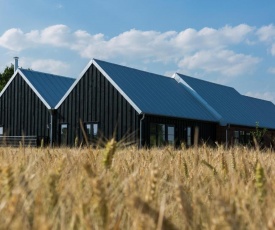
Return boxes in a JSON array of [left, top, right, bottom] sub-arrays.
[[14, 57, 19, 72]]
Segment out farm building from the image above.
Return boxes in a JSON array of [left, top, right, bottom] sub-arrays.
[[0, 64, 74, 146], [175, 73, 275, 147], [54, 59, 218, 147], [1, 58, 275, 148], [55, 59, 275, 148]]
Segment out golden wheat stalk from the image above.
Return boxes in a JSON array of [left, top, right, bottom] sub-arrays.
[[103, 138, 117, 170], [145, 164, 158, 202], [255, 161, 266, 202]]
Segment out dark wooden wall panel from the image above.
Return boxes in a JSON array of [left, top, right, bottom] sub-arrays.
[[0, 74, 50, 141], [56, 64, 140, 146], [142, 115, 217, 147], [55, 64, 220, 147]]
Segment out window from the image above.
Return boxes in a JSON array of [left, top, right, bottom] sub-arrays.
[[167, 126, 175, 145], [240, 131, 245, 144], [60, 123, 68, 146], [187, 127, 192, 146], [234, 131, 239, 145], [0, 126, 3, 136], [86, 123, 92, 139], [150, 124, 157, 146], [246, 132, 251, 144], [85, 122, 99, 141], [93, 123, 98, 136], [150, 123, 174, 147]]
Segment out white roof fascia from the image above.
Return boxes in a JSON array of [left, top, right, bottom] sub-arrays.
[[55, 59, 143, 114], [19, 69, 52, 109], [172, 73, 223, 122], [54, 60, 93, 109], [0, 69, 51, 109], [0, 69, 20, 98], [93, 60, 142, 114]]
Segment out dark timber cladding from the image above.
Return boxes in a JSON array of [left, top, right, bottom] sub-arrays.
[[142, 115, 217, 146], [56, 64, 140, 146], [0, 73, 50, 140]]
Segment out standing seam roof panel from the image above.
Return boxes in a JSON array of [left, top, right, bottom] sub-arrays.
[[19, 69, 75, 108], [178, 73, 275, 129], [94, 59, 218, 122]]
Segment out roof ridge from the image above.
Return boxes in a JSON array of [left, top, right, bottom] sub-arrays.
[[94, 59, 170, 80], [19, 68, 74, 80], [173, 73, 223, 124], [176, 73, 239, 92], [243, 94, 273, 104]]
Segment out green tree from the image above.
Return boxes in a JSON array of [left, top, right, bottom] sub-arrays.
[[251, 122, 267, 148], [0, 64, 14, 92]]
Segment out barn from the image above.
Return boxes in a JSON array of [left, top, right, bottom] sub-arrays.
[[55, 59, 218, 147], [0, 65, 74, 146], [55, 59, 275, 148], [1, 58, 275, 148], [175, 73, 275, 147]]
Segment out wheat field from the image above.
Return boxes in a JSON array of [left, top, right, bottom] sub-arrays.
[[0, 143, 275, 230]]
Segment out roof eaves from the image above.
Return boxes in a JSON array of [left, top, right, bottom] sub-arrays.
[[141, 111, 219, 123], [172, 73, 224, 124], [19, 69, 52, 109], [92, 60, 143, 114]]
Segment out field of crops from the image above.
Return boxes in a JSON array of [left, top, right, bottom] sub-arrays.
[[0, 142, 275, 229]]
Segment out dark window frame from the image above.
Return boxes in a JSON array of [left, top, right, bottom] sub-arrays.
[[0, 125, 3, 136], [60, 123, 68, 146], [84, 121, 99, 141], [150, 123, 175, 147], [239, 131, 245, 144], [234, 130, 251, 145], [234, 130, 239, 145], [167, 125, 175, 145], [187, 126, 192, 146]]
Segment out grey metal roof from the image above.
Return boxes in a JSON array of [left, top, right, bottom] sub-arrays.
[[93, 59, 218, 122], [241, 96, 275, 129], [177, 73, 275, 129], [19, 69, 75, 109]]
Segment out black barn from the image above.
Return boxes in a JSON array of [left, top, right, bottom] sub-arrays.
[[0, 68, 74, 146], [1, 58, 275, 148], [55, 59, 218, 147]]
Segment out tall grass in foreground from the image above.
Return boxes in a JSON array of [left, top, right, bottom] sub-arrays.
[[0, 145, 275, 229]]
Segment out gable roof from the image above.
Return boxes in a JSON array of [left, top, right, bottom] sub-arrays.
[[241, 96, 275, 129], [56, 59, 218, 122], [0, 68, 75, 109], [176, 73, 275, 129]]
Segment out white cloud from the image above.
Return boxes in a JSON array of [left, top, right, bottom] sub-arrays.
[[21, 59, 70, 76], [246, 91, 275, 103], [178, 49, 261, 76], [0, 24, 261, 77], [271, 44, 275, 56], [172, 24, 254, 53], [40, 25, 71, 46], [0, 28, 30, 51], [257, 24, 275, 42], [256, 24, 275, 56]]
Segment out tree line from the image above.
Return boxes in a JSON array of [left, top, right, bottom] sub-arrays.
[[0, 64, 14, 92]]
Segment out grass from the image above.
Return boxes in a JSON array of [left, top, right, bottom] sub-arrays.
[[0, 144, 275, 229]]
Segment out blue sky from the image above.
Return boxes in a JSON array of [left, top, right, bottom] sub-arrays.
[[1, 0, 275, 103]]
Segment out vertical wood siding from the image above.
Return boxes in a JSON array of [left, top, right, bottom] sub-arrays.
[[56, 64, 140, 146], [0, 73, 51, 140]]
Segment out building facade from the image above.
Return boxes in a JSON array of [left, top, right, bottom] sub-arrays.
[[1, 58, 275, 148], [55, 60, 218, 147], [0, 68, 74, 146]]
